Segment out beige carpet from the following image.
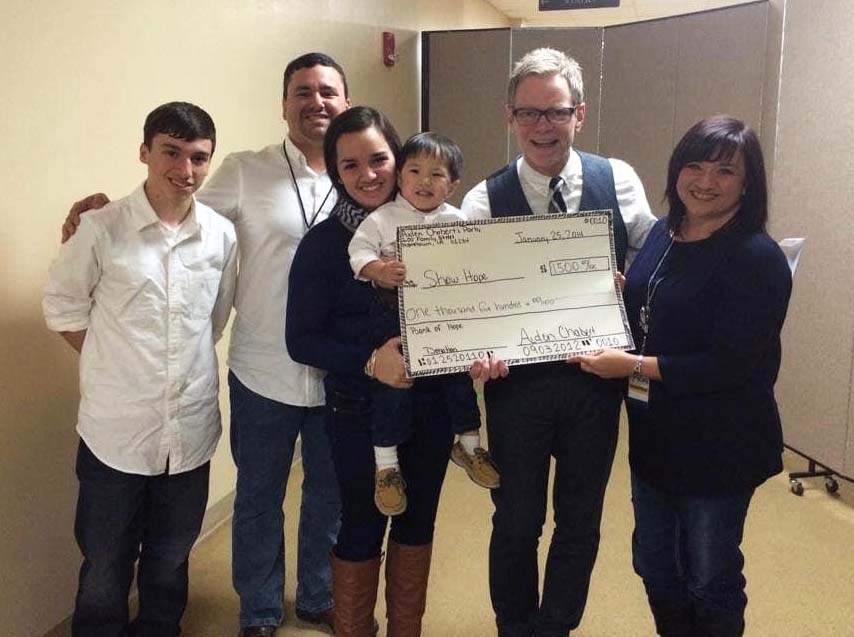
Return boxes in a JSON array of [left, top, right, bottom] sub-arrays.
[[49, 417, 854, 636], [182, 416, 854, 637]]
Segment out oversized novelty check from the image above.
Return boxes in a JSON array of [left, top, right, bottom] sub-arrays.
[[397, 211, 634, 377]]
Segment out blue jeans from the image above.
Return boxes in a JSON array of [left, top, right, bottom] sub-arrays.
[[368, 287, 480, 447], [72, 440, 209, 637], [631, 474, 753, 637], [371, 373, 480, 447], [229, 371, 341, 628]]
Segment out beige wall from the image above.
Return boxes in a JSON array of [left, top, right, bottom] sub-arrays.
[[0, 1, 509, 635], [770, 0, 854, 478]]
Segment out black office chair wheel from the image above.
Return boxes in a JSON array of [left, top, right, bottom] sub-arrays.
[[825, 477, 839, 494], [790, 479, 804, 496]]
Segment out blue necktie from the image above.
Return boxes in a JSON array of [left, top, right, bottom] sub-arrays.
[[548, 176, 567, 214]]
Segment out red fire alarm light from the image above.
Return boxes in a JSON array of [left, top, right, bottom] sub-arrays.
[[383, 31, 396, 67]]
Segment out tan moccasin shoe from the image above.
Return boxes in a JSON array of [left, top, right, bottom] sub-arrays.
[[375, 467, 407, 516], [451, 441, 500, 489]]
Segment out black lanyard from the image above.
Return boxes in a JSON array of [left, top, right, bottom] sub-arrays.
[[283, 142, 334, 230], [638, 231, 675, 354]]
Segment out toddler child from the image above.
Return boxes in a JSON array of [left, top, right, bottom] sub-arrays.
[[349, 132, 500, 516]]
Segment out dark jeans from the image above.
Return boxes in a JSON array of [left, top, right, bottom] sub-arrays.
[[72, 440, 209, 637], [484, 364, 623, 637], [229, 371, 340, 627], [631, 474, 753, 637], [327, 379, 454, 561], [369, 287, 479, 447], [371, 374, 480, 447]]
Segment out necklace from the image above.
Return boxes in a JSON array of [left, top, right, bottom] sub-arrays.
[[283, 141, 334, 230]]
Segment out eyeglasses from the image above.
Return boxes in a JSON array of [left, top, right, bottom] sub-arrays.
[[511, 106, 577, 126]]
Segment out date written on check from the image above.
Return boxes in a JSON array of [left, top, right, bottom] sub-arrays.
[[396, 211, 634, 377]]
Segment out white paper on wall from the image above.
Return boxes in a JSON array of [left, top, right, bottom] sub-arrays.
[[778, 237, 805, 276]]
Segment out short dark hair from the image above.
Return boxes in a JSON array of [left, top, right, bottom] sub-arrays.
[[143, 102, 216, 154], [400, 132, 463, 182], [283, 52, 348, 99], [323, 106, 402, 198], [665, 115, 767, 235]]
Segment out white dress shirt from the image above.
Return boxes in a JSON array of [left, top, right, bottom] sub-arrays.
[[461, 151, 657, 267], [349, 194, 466, 279], [43, 184, 238, 475], [199, 138, 336, 407]]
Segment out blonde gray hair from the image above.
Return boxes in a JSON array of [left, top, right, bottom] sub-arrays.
[[507, 48, 584, 106]]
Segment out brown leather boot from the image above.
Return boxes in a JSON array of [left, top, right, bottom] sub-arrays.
[[331, 552, 382, 637], [385, 541, 433, 637]]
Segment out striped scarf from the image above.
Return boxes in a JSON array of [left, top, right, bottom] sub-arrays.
[[330, 195, 369, 232]]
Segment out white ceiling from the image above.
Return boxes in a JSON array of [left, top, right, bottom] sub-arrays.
[[486, 0, 759, 27]]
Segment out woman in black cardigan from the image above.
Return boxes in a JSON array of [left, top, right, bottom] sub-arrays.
[[569, 116, 792, 637], [287, 106, 504, 637]]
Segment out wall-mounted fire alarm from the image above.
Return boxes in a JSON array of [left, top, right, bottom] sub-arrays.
[[383, 31, 396, 67]]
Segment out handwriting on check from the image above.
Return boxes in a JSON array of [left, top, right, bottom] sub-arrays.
[[397, 212, 634, 377]]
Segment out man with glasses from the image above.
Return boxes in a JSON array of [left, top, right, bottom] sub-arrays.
[[462, 47, 656, 637]]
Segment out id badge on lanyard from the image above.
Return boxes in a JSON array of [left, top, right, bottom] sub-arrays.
[[630, 304, 651, 404], [628, 373, 650, 403], [631, 235, 673, 406]]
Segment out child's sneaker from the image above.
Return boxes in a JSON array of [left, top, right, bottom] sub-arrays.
[[450, 441, 500, 489], [375, 467, 407, 516]]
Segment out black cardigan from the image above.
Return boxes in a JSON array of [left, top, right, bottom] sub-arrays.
[[286, 216, 375, 399], [625, 219, 792, 495]]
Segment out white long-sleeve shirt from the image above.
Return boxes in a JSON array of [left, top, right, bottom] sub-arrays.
[[461, 151, 657, 267], [348, 194, 466, 279], [43, 184, 238, 475], [199, 138, 334, 407]]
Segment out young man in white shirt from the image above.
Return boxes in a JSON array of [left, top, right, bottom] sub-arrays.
[[44, 101, 238, 637], [62, 53, 351, 637], [462, 48, 657, 637]]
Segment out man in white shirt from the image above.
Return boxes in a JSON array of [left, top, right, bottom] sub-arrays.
[[62, 53, 351, 637], [201, 52, 350, 637], [44, 102, 238, 637], [461, 48, 656, 637]]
